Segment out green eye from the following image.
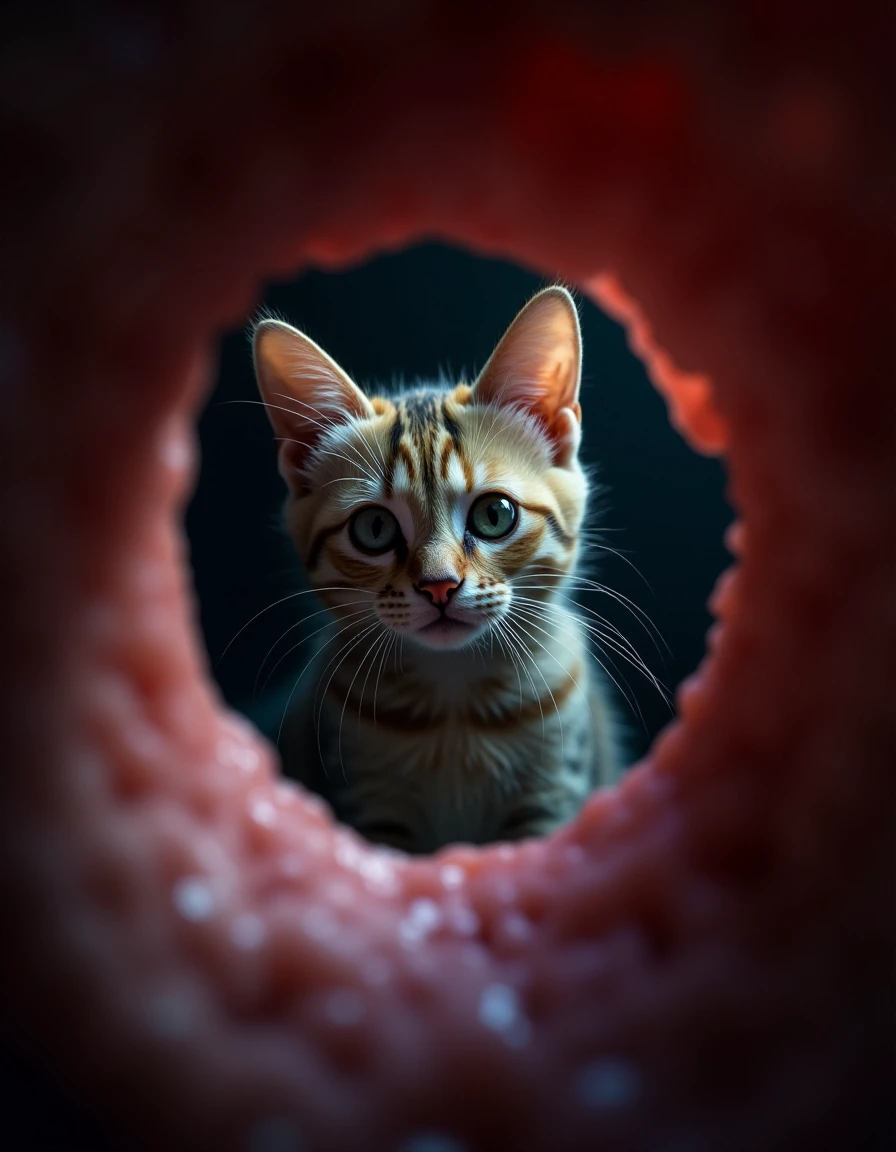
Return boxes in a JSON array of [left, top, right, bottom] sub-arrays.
[[349, 506, 400, 554], [468, 494, 518, 540]]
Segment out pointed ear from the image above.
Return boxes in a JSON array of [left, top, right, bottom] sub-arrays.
[[473, 286, 583, 466], [253, 319, 374, 493]]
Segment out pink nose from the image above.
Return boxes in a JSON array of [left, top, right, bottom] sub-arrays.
[[417, 577, 462, 606]]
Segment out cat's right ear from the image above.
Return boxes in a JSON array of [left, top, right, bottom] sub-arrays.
[[252, 319, 374, 494]]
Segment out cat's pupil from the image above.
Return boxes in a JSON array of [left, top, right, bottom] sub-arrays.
[[468, 494, 517, 540], [371, 515, 383, 537]]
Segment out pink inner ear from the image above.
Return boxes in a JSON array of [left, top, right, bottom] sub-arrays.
[[541, 350, 581, 423], [474, 291, 583, 447]]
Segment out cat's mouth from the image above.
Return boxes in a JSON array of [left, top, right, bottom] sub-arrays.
[[416, 614, 480, 647]]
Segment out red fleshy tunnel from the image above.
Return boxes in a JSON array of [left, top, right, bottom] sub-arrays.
[[0, 3, 892, 1150]]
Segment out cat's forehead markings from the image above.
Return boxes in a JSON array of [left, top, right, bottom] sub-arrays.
[[398, 390, 440, 431], [441, 441, 475, 494], [391, 446, 417, 495]]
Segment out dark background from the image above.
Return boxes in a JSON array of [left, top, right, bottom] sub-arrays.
[[186, 242, 733, 764]]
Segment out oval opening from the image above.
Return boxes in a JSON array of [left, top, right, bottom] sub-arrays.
[[188, 241, 732, 854]]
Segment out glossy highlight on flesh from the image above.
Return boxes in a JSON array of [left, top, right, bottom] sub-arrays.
[[0, 3, 892, 1151]]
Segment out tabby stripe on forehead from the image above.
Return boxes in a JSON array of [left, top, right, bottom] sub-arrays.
[[441, 439, 475, 492], [397, 442, 416, 482], [460, 451, 474, 492], [420, 424, 437, 504], [439, 438, 454, 480], [441, 398, 462, 446], [384, 411, 404, 496], [441, 398, 474, 489], [439, 430, 474, 490], [519, 501, 575, 548]]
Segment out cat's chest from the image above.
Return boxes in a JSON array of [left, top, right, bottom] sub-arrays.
[[329, 720, 540, 846], [328, 710, 548, 781], [314, 639, 576, 784]]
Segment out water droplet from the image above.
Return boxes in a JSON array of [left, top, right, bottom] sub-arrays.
[[359, 853, 401, 895], [323, 988, 366, 1026], [172, 876, 215, 922], [361, 866, 400, 898], [477, 983, 531, 1047], [335, 838, 365, 870], [439, 863, 465, 889], [279, 853, 306, 880], [160, 428, 188, 472], [250, 797, 278, 827], [396, 1134, 468, 1152], [230, 913, 266, 951], [478, 982, 517, 1030], [398, 897, 442, 945], [218, 737, 260, 775], [573, 1056, 641, 1109], [124, 721, 167, 762], [245, 1115, 304, 1152]]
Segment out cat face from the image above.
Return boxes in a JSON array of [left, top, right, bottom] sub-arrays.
[[253, 287, 587, 652]]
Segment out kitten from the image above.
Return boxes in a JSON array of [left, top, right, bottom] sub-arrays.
[[253, 286, 622, 854]]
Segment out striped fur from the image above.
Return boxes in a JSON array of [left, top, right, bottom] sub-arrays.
[[254, 287, 622, 853]]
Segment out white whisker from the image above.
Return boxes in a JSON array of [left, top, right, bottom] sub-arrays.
[[512, 593, 669, 699], [257, 602, 372, 698], [336, 623, 387, 781], [513, 573, 668, 656], [370, 630, 398, 727], [313, 620, 382, 779], [511, 602, 645, 728], [217, 584, 367, 665], [275, 609, 377, 753], [500, 616, 562, 752]]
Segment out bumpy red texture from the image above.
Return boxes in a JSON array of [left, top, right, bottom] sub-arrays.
[[1, 3, 893, 1150]]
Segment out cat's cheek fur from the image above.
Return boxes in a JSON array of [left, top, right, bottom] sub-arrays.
[[551, 406, 583, 468], [548, 469, 589, 537], [275, 443, 317, 499]]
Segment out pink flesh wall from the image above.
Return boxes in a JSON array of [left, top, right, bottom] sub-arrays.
[[0, 3, 892, 1150]]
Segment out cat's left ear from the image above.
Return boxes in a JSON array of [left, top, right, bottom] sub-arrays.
[[473, 286, 583, 466]]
